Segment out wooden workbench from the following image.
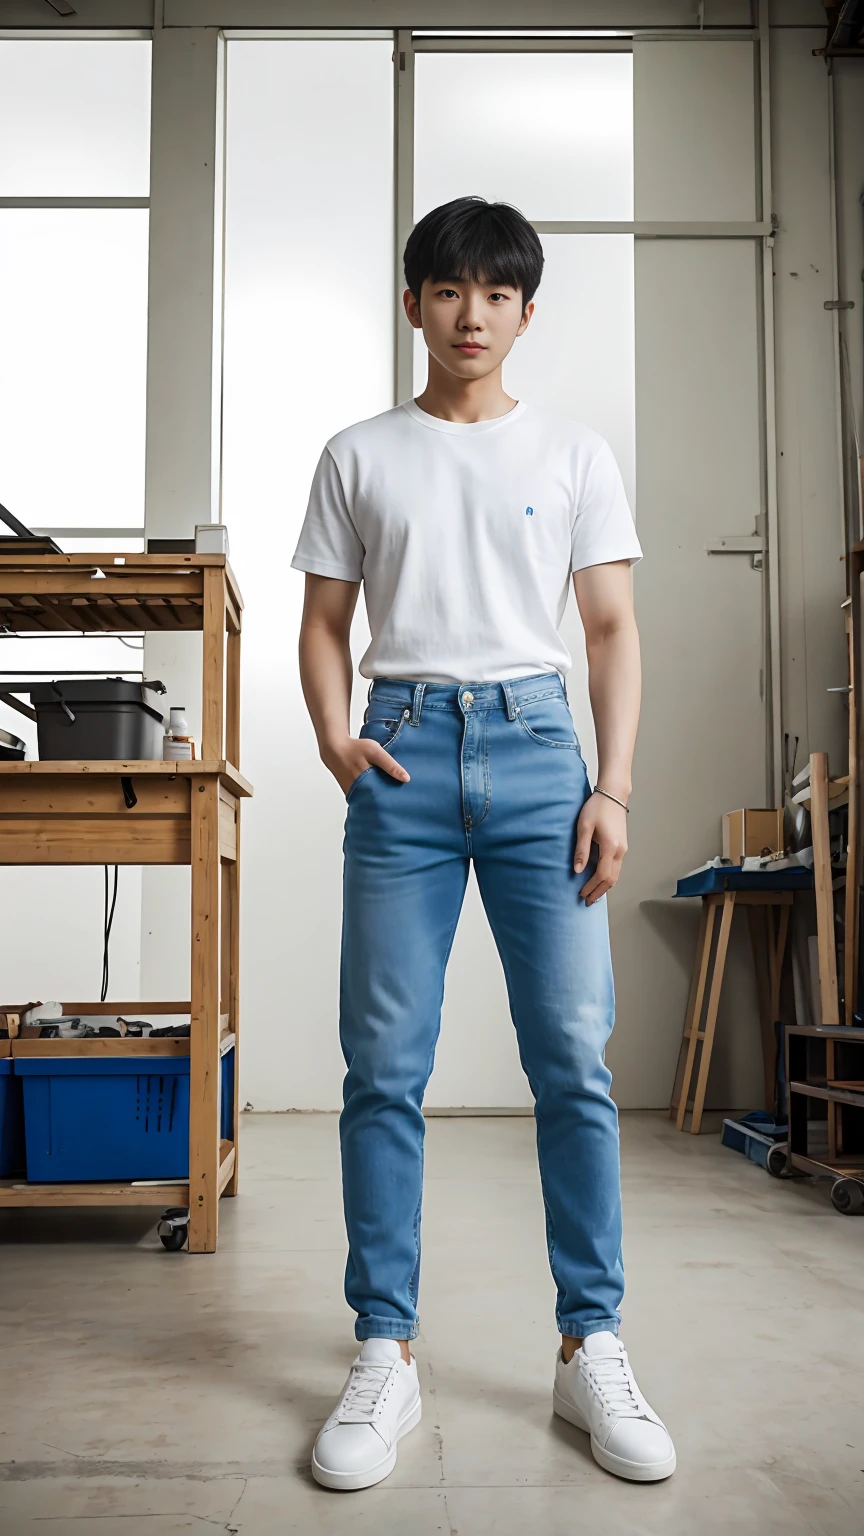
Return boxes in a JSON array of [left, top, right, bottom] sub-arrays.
[[0, 551, 253, 1252]]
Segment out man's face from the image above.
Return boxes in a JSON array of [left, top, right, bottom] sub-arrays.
[[404, 276, 534, 381]]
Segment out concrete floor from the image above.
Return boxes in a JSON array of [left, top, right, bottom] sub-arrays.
[[0, 1111, 862, 1535]]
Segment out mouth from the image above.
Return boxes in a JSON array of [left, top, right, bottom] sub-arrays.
[[454, 343, 486, 355]]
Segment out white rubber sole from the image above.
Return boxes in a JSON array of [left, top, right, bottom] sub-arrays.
[[311, 1395, 422, 1492], [552, 1390, 677, 1483]]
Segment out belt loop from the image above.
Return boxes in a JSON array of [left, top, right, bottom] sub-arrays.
[[502, 680, 518, 721], [561, 672, 569, 704], [410, 682, 426, 725]]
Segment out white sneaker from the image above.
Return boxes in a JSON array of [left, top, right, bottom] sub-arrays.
[[311, 1338, 422, 1491], [553, 1331, 676, 1482]]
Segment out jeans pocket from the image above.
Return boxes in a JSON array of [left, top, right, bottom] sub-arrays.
[[361, 708, 410, 752], [345, 765, 375, 803], [346, 709, 410, 801], [515, 696, 580, 751]]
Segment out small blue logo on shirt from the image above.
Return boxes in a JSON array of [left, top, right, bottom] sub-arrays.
[[525, 506, 534, 516]]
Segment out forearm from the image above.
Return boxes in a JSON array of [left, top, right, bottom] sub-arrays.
[[298, 616, 354, 762], [585, 618, 641, 801]]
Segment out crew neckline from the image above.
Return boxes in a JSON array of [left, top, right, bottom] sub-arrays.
[[400, 398, 527, 435]]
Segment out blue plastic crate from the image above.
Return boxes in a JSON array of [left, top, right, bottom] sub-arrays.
[[16, 1047, 235, 1183], [0, 1058, 25, 1177]]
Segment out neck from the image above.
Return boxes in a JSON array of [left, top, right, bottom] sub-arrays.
[[414, 358, 517, 424]]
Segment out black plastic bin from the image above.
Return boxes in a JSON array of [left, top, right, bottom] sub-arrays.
[[27, 678, 167, 761]]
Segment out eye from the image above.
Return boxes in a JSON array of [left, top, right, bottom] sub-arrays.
[[439, 288, 459, 299], [489, 292, 509, 303]]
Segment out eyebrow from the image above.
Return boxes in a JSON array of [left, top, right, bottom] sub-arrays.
[[434, 276, 516, 290]]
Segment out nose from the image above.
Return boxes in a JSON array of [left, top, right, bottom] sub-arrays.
[[458, 305, 484, 332]]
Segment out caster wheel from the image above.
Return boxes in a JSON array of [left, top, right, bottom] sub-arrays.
[[830, 1178, 864, 1216], [766, 1141, 789, 1178], [157, 1206, 190, 1250], [159, 1225, 188, 1251]]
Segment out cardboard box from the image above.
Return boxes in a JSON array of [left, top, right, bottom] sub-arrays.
[[722, 808, 784, 865]]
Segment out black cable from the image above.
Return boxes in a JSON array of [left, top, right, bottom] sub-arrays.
[[101, 864, 119, 1003]]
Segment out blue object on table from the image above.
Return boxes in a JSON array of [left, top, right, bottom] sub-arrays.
[[16, 1047, 235, 1183], [0, 1058, 25, 1177], [721, 1111, 788, 1170], [674, 864, 813, 898]]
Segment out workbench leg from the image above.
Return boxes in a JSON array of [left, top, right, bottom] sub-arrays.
[[222, 816, 241, 1197], [689, 892, 735, 1134], [202, 567, 226, 762], [811, 752, 840, 1025], [671, 897, 712, 1123], [189, 777, 221, 1253], [747, 905, 776, 1116], [226, 625, 241, 770], [845, 587, 859, 1025]]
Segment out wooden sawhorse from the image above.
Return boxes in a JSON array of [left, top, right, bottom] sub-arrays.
[[670, 890, 792, 1134]]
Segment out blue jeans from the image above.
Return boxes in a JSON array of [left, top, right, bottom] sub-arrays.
[[339, 672, 623, 1342]]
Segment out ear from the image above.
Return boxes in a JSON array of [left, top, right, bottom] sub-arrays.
[[516, 300, 535, 338], [403, 287, 424, 331]]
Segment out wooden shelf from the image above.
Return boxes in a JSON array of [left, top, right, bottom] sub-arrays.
[[9, 1034, 236, 1059], [0, 1180, 191, 1208], [0, 760, 253, 798], [786, 1026, 864, 1192], [0, 553, 251, 1251], [788, 1151, 864, 1181], [0, 550, 243, 635], [0, 1140, 236, 1209]]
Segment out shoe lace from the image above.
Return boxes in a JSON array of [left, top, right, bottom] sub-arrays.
[[338, 1362, 396, 1423], [586, 1351, 643, 1418]]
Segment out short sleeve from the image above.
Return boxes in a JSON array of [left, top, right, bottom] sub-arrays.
[[290, 446, 365, 582], [570, 439, 642, 575]]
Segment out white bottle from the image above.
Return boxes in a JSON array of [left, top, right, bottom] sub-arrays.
[[163, 705, 194, 761]]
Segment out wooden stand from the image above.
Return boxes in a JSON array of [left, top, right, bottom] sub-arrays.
[[784, 1025, 864, 1212], [0, 552, 253, 1252], [670, 890, 792, 1135]]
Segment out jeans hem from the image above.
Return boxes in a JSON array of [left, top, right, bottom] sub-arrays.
[[557, 1315, 620, 1339], [355, 1319, 420, 1341]]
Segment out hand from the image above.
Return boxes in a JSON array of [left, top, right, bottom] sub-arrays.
[[322, 735, 411, 797], [574, 791, 628, 905]]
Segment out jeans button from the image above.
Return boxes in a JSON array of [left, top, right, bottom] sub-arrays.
[[462, 691, 474, 707]]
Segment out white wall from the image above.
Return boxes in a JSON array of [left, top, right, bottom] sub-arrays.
[[773, 27, 849, 773]]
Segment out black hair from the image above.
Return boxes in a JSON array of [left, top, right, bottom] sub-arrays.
[[404, 196, 544, 312]]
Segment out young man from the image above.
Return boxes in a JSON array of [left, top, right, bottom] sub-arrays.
[[291, 196, 675, 1492]]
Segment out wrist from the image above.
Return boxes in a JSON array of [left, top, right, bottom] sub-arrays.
[[593, 785, 631, 812], [320, 732, 352, 764], [595, 779, 631, 803]]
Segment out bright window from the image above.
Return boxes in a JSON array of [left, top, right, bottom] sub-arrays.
[[0, 40, 151, 196], [414, 51, 633, 221]]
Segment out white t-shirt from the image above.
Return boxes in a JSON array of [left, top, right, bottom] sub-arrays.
[[290, 398, 641, 684]]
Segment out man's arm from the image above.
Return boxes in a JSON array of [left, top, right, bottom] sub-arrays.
[[298, 573, 411, 795], [571, 561, 641, 905]]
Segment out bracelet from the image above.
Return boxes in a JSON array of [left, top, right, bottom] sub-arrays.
[[593, 786, 630, 814]]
